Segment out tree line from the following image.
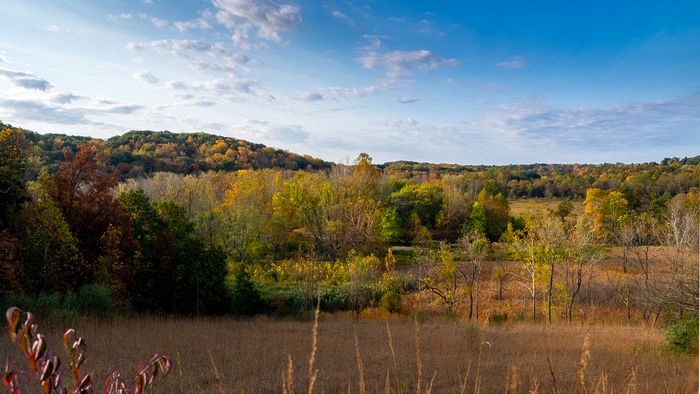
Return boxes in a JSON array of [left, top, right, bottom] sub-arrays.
[[1, 124, 698, 322]]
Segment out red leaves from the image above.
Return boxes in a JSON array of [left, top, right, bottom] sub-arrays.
[[6, 307, 21, 342], [5, 307, 170, 394], [103, 354, 171, 394]]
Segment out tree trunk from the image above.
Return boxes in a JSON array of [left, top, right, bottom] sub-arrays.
[[547, 262, 554, 323], [474, 282, 479, 320], [468, 292, 474, 321]]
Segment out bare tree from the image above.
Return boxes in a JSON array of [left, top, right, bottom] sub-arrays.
[[456, 232, 488, 320], [562, 217, 601, 322]]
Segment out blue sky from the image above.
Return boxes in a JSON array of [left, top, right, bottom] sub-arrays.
[[0, 0, 698, 164]]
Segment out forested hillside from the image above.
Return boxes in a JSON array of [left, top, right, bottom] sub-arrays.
[[0, 121, 332, 176]]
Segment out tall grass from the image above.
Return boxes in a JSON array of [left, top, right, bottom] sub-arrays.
[[2, 314, 696, 393]]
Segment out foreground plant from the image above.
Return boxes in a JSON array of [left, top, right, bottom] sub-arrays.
[[3, 307, 171, 394]]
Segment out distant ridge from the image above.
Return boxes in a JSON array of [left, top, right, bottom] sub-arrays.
[[2, 121, 698, 181], [0, 121, 332, 176]]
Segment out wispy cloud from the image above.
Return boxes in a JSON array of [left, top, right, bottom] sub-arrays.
[[0, 99, 95, 125], [51, 93, 82, 104], [174, 10, 213, 32], [107, 12, 168, 28], [496, 58, 525, 69], [235, 119, 310, 144], [330, 10, 354, 26], [165, 77, 258, 95], [126, 39, 249, 74], [470, 94, 700, 152], [133, 70, 159, 84], [396, 96, 418, 104]]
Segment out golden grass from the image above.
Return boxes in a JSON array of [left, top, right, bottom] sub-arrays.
[[509, 198, 584, 218], [1, 316, 694, 393]]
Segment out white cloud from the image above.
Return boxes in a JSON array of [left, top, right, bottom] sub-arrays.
[[126, 42, 146, 50], [130, 39, 249, 68], [331, 10, 354, 26], [165, 77, 258, 95], [359, 49, 457, 79], [0, 67, 52, 91], [0, 99, 96, 125], [51, 93, 82, 104], [212, 0, 302, 47], [292, 91, 332, 102], [235, 119, 310, 144], [149, 17, 168, 28], [108, 12, 168, 28], [357, 37, 457, 82], [469, 94, 700, 151], [42, 24, 70, 33], [496, 58, 525, 69], [174, 10, 213, 32], [133, 70, 159, 84], [396, 96, 418, 104]]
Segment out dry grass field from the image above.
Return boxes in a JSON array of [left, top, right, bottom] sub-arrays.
[[2, 316, 695, 393], [509, 198, 584, 218]]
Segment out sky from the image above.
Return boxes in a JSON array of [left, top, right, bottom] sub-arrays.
[[0, 0, 699, 164]]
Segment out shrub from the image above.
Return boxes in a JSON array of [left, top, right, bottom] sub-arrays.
[[66, 283, 117, 318], [380, 290, 402, 313], [665, 315, 699, 354], [488, 313, 509, 325], [231, 266, 264, 316]]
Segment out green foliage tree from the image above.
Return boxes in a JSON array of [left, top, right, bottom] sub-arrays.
[[0, 128, 31, 229], [231, 265, 264, 316], [119, 190, 229, 314], [380, 207, 403, 244], [467, 202, 487, 235], [421, 243, 459, 316]]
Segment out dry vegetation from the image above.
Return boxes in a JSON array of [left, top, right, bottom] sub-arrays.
[[2, 315, 696, 393], [509, 198, 583, 218]]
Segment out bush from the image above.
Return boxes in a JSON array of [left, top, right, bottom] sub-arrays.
[[0, 293, 77, 322], [665, 315, 699, 354], [66, 283, 117, 318], [488, 313, 509, 325], [380, 290, 402, 313]]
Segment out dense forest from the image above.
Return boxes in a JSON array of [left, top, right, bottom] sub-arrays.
[[0, 123, 698, 329]]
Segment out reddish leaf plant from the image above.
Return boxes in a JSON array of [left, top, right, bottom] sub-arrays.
[[3, 307, 170, 394]]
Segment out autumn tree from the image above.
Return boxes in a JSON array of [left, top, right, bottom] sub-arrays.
[[584, 188, 629, 240], [43, 143, 136, 286], [21, 199, 81, 293], [421, 243, 460, 316], [561, 217, 601, 322], [345, 251, 381, 318]]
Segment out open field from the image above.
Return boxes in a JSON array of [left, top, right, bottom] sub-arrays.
[[2, 316, 695, 393], [509, 198, 584, 218]]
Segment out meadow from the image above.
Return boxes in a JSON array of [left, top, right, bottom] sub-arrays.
[[2, 314, 696, 393]]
